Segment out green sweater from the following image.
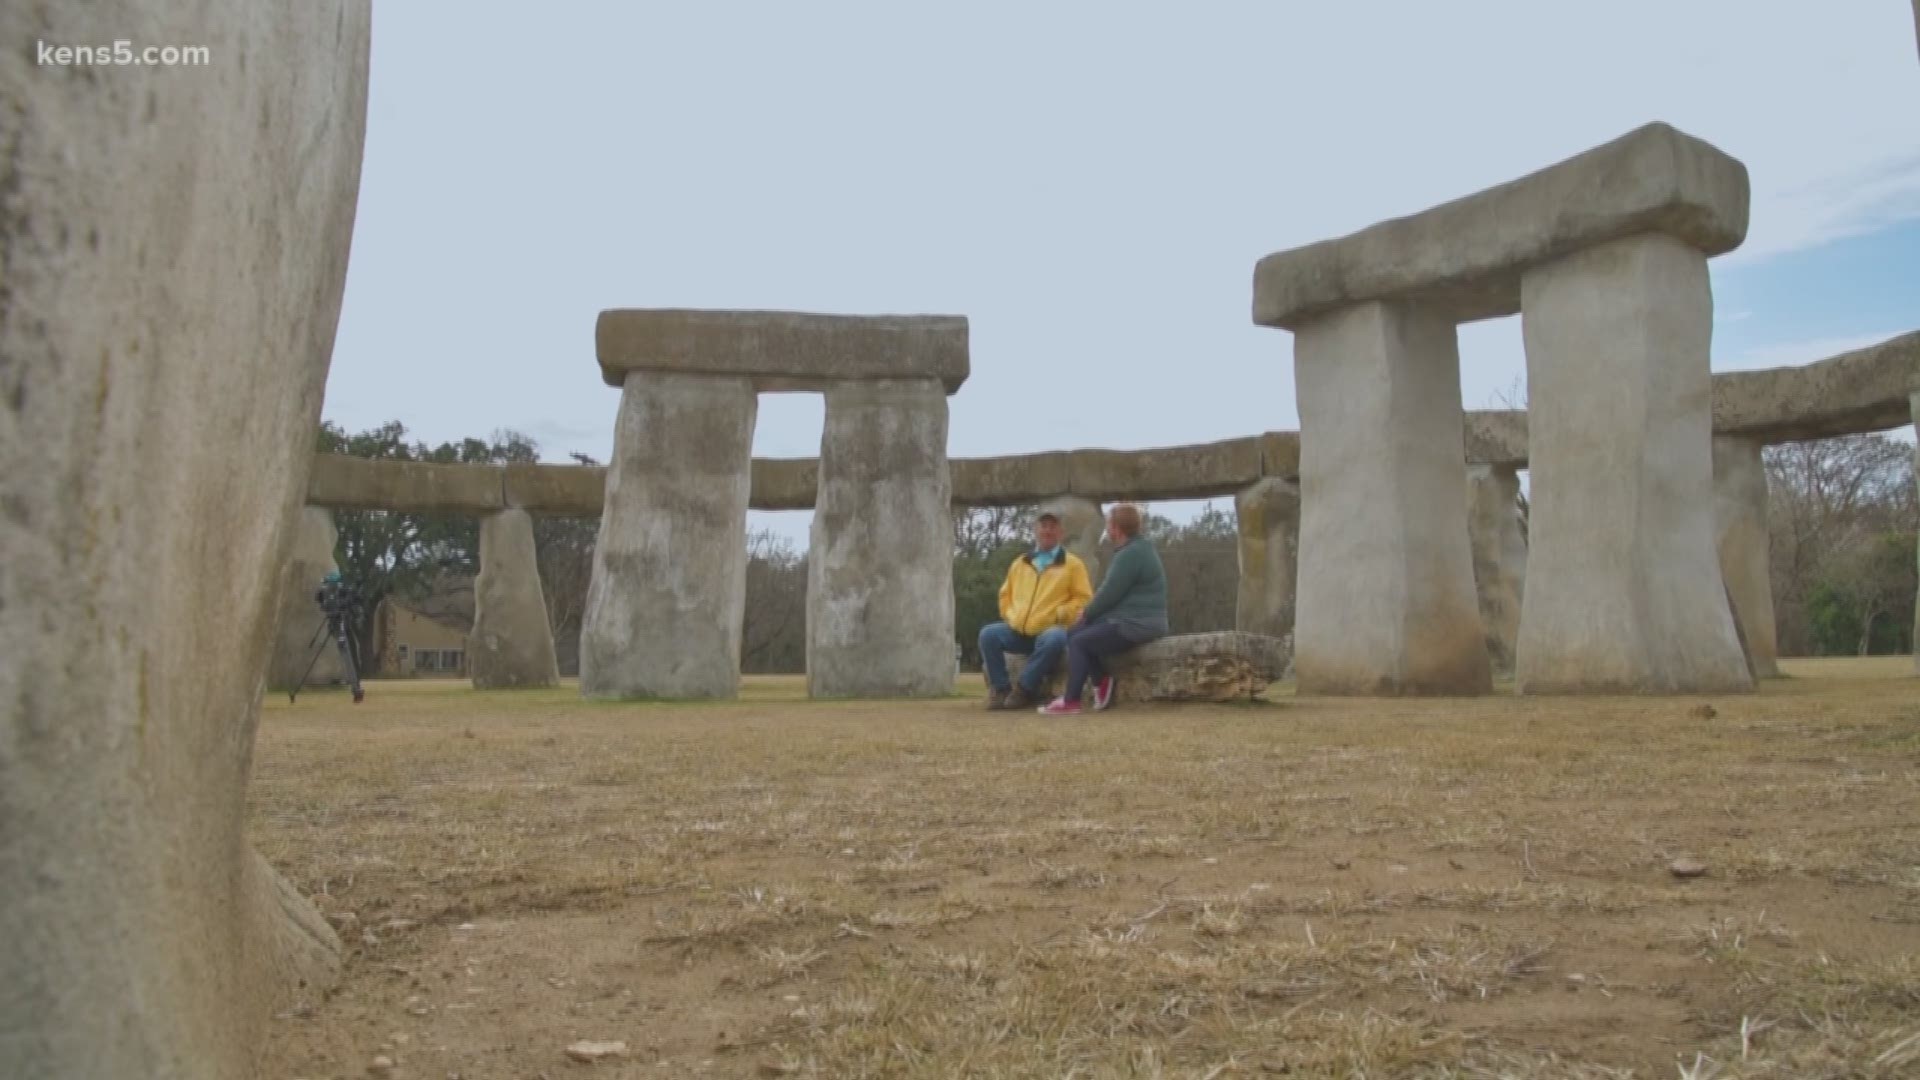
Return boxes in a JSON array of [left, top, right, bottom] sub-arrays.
[[1083, 537, 1168, 624]]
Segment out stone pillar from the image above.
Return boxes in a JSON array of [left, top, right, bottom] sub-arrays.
[[1039, 495, 1106, 583], [266, 508, 347, 689], [1712, 437, 1779, 678], [1516, 234, 1752, 693], [809, 378, 955, 697], [1234, 477, 1299, 640], [1466, 464, 1528, 675], [581, 372, 757, 699], [470, 509, 561, 689], [1292, 302, 1492, 694], [0, 5, 370, 1079]]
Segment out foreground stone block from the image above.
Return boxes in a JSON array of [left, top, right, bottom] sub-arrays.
[[1008, 631, 1292, 703], [267, 509, 348, 690], [1291, 301, 1492, 695], [0, 4, 369, 1078], [470, 510, 561, 689], [1516, 235, 1752, 693], [581, 372, 757, 698], [809, 379, 956, 697], [597, 309, 970, 393], [1253, 122, 1749, 328], [1235, 478, 1299, 640], [1712, 438, 1779, 679], [1466, 465, 1529, 675]]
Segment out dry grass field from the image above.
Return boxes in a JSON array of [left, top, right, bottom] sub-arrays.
[[253, 659, 1920, 1079]]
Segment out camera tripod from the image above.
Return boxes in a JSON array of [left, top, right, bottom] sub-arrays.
[[288, 611, 365, 704]]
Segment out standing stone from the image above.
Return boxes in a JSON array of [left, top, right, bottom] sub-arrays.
[[1039, 495, 1106, 583], [1291, 302, 1492, 695], [266, 508, 347, 690], [1712, 438, 1779, 678], [0, 4, 370, 1079], [581, 372, 756, 699], [1466, 464, 1528, 675], [809, 378, 955, 697], [1516, 235, 1752, 693], [1234, 477, 1300, 641], [470, 509, 561, 689]]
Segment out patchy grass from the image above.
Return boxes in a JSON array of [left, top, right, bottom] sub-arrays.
[[254, 658, 1920, 1078]]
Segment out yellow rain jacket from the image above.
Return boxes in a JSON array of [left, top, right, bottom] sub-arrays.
[[998, 549, 1094, 635]]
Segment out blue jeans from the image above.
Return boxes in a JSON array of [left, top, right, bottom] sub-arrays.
[[979, 622, 1069, 693]]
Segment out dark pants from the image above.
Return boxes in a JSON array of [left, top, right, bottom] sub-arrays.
[[1064, 621, 1139, 703]]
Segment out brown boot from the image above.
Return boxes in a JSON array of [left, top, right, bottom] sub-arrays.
[[985, 686, 1010, 711], [1002, 685, 1035, 711]]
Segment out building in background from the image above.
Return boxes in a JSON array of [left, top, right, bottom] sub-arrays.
[[371, 597, 471, 678]]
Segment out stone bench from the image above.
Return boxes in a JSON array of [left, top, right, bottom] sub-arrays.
[[1005, 631, 1292, 704]]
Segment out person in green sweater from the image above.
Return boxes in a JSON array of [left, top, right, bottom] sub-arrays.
[[1038, 503, 1169, 715]]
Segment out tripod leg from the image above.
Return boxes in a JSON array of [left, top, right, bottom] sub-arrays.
[[334, 623, 364, 704], [289, 618, 333, 703]]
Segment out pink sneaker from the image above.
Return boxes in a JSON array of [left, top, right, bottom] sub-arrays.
[[1037, 697, 1083, 716], [1091, 676, 1115, 712]]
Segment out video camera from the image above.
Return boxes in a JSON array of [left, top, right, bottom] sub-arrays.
[[291, 571, 365, 704]]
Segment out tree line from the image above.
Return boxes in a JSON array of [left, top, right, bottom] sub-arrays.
[[315, 421, 1916, 675]]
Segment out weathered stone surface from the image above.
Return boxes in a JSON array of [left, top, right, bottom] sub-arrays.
[[581, 373, 756, 699], [1259, 431, 1302, 479], [1039, 495, 1107, 585], [1466, 465, 1528, 675], [1253, 123, 1750, 329], [1068, 437, 1263, 501], [950, 451, 1072, 506], [308, 453, 505, 514], [1516, 234, 1752, 694], [266, 509, 348, 690], [1292, 301, 1492, 695], [470, 510, 561, 689], [750, 457, 820, 511], [1464, 410, 1529, 467], [504, 463, 605, 516], [1713, 438, 1779, 679], [1711, 331, 1920, 443], [596, 309, 970, 393], [0, 4, 368, 1078], [809, 379, 956, 697], [1235, 478, 1299, 640], [1009, 631, 1291, 703]]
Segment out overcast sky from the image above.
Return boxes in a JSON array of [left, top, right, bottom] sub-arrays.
[[320, 2, 1920, 542]]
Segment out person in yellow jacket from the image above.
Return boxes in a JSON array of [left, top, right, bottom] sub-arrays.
[[978, 510, 1094, 710]]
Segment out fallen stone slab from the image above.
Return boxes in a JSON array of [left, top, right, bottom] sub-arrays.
[[1252, 122, 1750, 329], [1006, 631, 1291, 704], [596, 309, 970, 393]]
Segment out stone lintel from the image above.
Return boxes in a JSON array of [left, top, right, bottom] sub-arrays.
[[595, 309, 970, 394], [306, 454, 504, 513], [1253, 122, 1750, 329], [1711, 331, 1920, 443]]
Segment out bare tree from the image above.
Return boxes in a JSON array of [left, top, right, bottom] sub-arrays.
[[1765, 434, 1917, 656]]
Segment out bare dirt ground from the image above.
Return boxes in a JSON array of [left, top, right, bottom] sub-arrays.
[[252, 659, 1920, 1079]]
